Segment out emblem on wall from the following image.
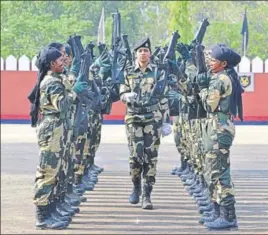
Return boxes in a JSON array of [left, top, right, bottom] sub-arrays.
[[238, 72, 254, 92]]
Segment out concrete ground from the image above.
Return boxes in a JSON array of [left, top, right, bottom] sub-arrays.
[[1, 124, 268, 234]]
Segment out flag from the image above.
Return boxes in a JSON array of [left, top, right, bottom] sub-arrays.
[[97, 8, 105, 44], [241, 9, 249, 56]]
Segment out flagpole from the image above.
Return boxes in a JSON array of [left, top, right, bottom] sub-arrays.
[[243, 32, 247, 57], [102, 8, 105, 44]]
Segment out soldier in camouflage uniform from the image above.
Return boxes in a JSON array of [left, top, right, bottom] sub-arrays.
[[62, 43, 87, 204], [196, 44, 242, 230], [31, 46, 88, 229], [172, 44, 214, 224], [48, 43, 82, 215], [119, 38, 172, 210]]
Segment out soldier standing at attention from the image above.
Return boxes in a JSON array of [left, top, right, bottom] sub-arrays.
[[30, 46, 88, 229], [196, 44, 242, 230], [119, 38, 172, 210]]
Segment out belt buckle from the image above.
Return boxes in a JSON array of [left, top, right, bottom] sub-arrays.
[[145, 107, 150, 112]]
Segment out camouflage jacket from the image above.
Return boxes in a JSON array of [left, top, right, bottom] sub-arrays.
[[199, 70, 232, 115], [39, 71, 77, 119], [120, 61, 170, 124]]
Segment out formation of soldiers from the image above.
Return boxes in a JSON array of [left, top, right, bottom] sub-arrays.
[[27, 11, 244, 231]]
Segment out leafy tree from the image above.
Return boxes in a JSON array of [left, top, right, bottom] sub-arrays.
[[166, 1, 193, 44], [1, 1, 267, 59]]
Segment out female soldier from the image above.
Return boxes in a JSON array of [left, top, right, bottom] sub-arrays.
[[197, 44, 242, 230], [119, 38, 172, 210], [30, 46, 88, 229]]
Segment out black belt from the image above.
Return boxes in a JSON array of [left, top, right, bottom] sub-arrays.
[[127, 104, 159, 114]]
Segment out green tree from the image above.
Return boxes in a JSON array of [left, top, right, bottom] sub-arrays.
[[1, 1, 267, 59], [166, 1, 193, 44]]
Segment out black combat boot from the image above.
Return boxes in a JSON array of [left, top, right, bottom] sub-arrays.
[[66, 183, 87, 203], [36, 205, 68, 230], [199, 202, 220, 224], [88, 155, 104, 173], [49, 200, 72, 223], [129, 180, 141, 204], [73, 174, 87, 193], [141, 185, 153, 210], [60, 193, 80, 214], [204, 203, 238, 230], [171, 159, 187, 175]]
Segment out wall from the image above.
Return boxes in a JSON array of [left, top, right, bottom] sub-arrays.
[[1, 55, 268, 124]]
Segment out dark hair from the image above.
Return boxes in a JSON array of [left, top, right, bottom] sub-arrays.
[[48, 42, 64, 51]]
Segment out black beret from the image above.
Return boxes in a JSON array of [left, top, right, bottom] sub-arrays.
[[210, 44, 241, 68], [35, 47, 62, 71], [133, 37, 151, 52], [48, 42, 64, 51]]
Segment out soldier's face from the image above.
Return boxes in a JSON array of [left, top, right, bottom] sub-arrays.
[[136, 47, 151, 63], [209, 57, 227, 73], [59, 47, 68, 66], [65, 55, 72, 67], [50, 56, 64, 73]]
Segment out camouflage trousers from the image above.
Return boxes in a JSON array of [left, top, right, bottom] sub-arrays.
[[83, 112, 103, 166], [74, 130, 87, 176], [74, 112, 102, 176], [57, 125, 75, 195], [202, 113, 236, 206], [126, 120, 162, 186], [173, 114, 191, 164], [189, 118, 205, 175], [34, 116, 65, 206]]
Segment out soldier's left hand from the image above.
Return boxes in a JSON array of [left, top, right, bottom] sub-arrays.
[[196, 72, 210, 89], [161, 123, 172, 137]]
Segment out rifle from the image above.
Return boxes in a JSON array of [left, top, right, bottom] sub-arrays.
[[98, 43, 106, 56], [195, 43, 207, 74], [122, 34, 133, 68], [150, 31, 180, 102], [191, 18, 210, 46], [67, 35, 84, 58], [111, 9, 126, 84], [88, 42, 102, 112], [150, 47, 161, 64], [72, 39, 95, 139]]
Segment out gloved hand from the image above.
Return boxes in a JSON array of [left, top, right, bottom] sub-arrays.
[[176, 43, 191, 61], [122, 92, 137, 103], [166, 90, 181, 100], [70, 56, 81, 76], [196, 72, 210, 89], [161, 123, 172, 137], [72, 81, 88, 94], [94, 51, 112, 73]]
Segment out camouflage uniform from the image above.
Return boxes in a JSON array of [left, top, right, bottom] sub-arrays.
[[63, 73, 77, 192], [120, 62, 169, 187], [184, 60, 207, 177], [34, 71, 76, 206], [83, 111, 103, 168], [199, 70, 236, 206]]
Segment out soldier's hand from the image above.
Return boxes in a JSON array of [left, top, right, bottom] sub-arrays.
[[196, 72, 210, 89], [176, 43, 190, 61], [72, 80, 88, 94], [161, 123, 172, 137], [122, 92, 137, 103]]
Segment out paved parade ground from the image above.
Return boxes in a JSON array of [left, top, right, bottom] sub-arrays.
[[1, 124, 268, 234]]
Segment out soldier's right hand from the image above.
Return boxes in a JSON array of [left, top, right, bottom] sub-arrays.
[[176, 43, 190, 61], [72, 81, 88, 94], [123, 92, 137, 103]]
